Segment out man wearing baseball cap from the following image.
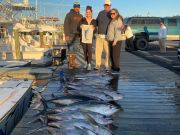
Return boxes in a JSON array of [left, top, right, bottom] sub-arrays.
[[64, 2, 83, 68], [64, 2, 83, 50], [95, 0, 112, 71]]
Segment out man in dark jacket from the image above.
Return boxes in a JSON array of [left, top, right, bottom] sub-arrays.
[[64, 2, 83, 53]]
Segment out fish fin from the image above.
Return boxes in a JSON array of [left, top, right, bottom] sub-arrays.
[[46, 127, 58, 135], [32, 102, 42, 110], [33, 92, 49, 111], [75, 126, 96, 135], [27, 115, 47, 125], [27, 116, 41, 124], [34, 108, 47, 117], [26, 126, 48, 135], [80, 110, 98, 126], [74, 125, 82, 130]]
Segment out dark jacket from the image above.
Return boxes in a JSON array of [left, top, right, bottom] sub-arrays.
[[96, 10, 111, 35], [64, 9, 83, 37]]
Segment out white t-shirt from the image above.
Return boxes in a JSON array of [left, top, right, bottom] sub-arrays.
[[81, 25, 94, 44], [158, 25, 167, 39], [125, 26, 133, 39]]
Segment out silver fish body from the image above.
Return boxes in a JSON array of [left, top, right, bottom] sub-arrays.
[[66, 86, 123, 101], [66, 90, 113, 102], [48, 119, 112, 135], [47, 110, 113, 125], [51, 101, 120, 116]]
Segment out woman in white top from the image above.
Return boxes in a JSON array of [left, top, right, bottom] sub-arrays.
[[107, 8, 124, 72], [80, 6, 97, 70], [123, 24, 134, 51]]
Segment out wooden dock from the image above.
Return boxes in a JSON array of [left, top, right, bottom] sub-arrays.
[[11, 49, 180, 135], [113, 52, 180, 135]]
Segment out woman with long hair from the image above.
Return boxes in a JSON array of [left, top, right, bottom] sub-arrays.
[[107, 8, 124, 72], [80, 6, 97, 70]]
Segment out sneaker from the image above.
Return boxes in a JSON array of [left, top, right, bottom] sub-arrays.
[[87, 64, 91, 70], [111, 70, 120, 74], [105, 67, 110, 72], [83, 62, 88, 68], [94, 66, 100, 71], [113, 67, 120, 71]]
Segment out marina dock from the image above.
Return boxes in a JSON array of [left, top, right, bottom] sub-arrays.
[[1, 0, 180, 135], [10, 48, 180, 135]]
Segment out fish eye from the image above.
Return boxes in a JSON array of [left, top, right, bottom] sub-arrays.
[[103, 115, 106, 118]]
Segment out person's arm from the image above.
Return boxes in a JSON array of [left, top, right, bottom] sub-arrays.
[[96, 13, 99, 27], [113, 19, 123, 45], [79, 17, 84, 29], [96, 12, 100, 33], [78, 17, 84, 40], [92, 19, 97, 33], [106, 22, 114, 42]]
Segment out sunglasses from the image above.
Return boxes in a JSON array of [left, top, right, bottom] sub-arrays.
[[111, 12, 116, 15], [104, 4, 110, 6]]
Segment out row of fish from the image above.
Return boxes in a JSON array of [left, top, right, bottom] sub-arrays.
[[28, 72, 123, 135]]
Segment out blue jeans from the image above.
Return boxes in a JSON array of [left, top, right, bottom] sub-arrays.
[[67, 36, 81, 53]]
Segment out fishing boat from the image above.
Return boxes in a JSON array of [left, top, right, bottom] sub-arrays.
[[0, 0, 66, 66], [0, 78, 33, 135]]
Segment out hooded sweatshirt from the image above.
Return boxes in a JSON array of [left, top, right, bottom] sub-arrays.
[[107, 17, 124, 43], [64, 9, 83, 37]]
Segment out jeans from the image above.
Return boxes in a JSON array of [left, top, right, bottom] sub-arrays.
[[67, 35, 81, 53]]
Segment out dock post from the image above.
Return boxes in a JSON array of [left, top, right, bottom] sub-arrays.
[[52, 32, 55, 46], [40, 31, 44, 48], [14, 30, 21, 60], [59, 32, 63, 45]]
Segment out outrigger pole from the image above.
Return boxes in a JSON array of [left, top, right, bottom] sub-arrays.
[[35, 0, 38, 19]]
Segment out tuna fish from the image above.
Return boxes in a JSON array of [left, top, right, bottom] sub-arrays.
[[47, 100, 120, 116], [48, 119, 112, 135]]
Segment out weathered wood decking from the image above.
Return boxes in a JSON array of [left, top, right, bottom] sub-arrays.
[[11, 48, 180, 135], [113, 52, 180, 135]]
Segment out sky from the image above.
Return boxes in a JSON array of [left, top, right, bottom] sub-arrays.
[[26, 0, 180, 22]]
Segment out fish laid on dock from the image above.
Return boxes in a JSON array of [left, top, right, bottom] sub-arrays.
[[27, 72, 122, 135]]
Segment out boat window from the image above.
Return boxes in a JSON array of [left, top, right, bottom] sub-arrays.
[[168, 19, 177, 26], [145, 19, 160, 25], [131, 19, 145, 25]]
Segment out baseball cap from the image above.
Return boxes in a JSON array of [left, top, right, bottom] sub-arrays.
[[104, 0, 111, 5], [73, 2, 80, 8]]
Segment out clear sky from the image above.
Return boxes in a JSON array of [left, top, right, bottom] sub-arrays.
[[28, 0, 180, 22]]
